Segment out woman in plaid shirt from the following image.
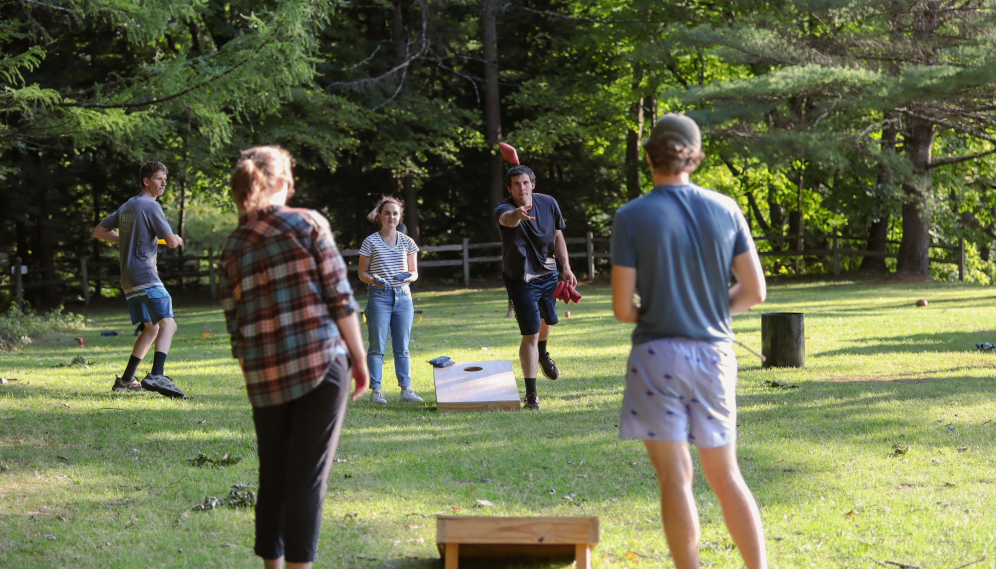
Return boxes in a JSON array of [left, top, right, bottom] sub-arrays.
[[219, 146, 369, 569]]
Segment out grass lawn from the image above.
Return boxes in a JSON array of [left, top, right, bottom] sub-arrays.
[[1, 280, 995, 568]]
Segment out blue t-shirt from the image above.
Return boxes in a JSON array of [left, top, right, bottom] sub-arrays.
[[494, 193, 566, 281], [611, 184, 752, 345]]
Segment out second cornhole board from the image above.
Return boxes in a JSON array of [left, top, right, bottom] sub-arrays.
[[436, 516, 599, 569], [432, 360, 521, 411]]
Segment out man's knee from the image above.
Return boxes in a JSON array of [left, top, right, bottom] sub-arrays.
[[520, 333, 539, 346], [143, 322, 159, 335], [157, 318, 177, 334]]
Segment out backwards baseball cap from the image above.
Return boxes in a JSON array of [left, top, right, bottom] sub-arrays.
[[643, 113, 701, 155]]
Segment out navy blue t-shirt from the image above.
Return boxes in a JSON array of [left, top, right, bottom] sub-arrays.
[[611, 184, 752, 345], [494, 193, 566, 281]]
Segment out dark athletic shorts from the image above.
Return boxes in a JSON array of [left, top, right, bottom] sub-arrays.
[[503, 271, 559, 336]]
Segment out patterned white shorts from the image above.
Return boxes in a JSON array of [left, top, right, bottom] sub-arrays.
[[619, 338, 738, 448]]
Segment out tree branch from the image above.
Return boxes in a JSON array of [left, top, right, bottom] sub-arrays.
[[55, 23, 282, 110]]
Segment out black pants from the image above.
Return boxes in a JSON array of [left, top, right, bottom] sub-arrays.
[[252, 354, 350, 563]]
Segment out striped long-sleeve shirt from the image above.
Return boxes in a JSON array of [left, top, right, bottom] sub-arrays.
[[219, 206, 360, 408]]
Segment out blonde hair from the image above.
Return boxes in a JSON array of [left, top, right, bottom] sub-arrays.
[[231, 146, 296, 212]]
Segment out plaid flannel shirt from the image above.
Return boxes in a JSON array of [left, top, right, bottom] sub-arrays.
[[219, 206, 360, 408]]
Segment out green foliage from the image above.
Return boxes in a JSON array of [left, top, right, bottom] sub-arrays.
[[0, 305, 88, 351]]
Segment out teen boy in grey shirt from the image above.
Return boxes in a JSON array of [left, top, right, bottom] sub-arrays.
[[611, 114, 768, 569], [93, 160, 186, 398]]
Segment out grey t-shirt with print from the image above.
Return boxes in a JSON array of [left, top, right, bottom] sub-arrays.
[[100, 194, 174, 293]]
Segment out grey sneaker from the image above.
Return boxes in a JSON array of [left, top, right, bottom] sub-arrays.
[[400, 388, 423, 403], [111, 376, 144, 393], [140, 373, 187, 399], [370, 389, 387, 404]]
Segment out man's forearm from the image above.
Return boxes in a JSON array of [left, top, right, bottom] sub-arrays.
[[92, 226, 119, 244], [498, 211, 520, 228]]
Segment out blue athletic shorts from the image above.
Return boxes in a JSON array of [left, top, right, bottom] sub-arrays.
[[125, 285, 174, 325], [503, 271, 559, 336], [619, 338, 738, 448]]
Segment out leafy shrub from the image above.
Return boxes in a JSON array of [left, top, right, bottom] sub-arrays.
[[0, 305, 88, 351]]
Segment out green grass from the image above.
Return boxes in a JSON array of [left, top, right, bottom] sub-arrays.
[[1, 281, 995, 568]]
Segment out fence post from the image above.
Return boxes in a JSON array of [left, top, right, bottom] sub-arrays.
[[209, 247, 217, 300], [959, 237, 965, 283], [462, 238, 470, 288], [586, 231, 595, 279], [14, 256, 23, 311], [832, 228, 840, 277], [81, 256, 90, 306]]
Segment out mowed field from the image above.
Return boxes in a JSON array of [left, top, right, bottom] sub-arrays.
[[1, 280, 995, 568]]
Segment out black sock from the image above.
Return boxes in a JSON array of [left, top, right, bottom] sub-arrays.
[[122, 355, 142, 383], [151, 351, 168, 375], [537, 340, 548, 356], [524, 377, 537, 395]]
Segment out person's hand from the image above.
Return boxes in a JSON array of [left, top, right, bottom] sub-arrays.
[[394, 272, 412, 282], [513, 204, 536, 222], [561, 267, 578, 287], [350, 359, 369, 402], [372, 275, 389, 287]]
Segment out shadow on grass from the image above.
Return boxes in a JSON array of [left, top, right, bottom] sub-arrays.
[[812, 330, 996, 356]]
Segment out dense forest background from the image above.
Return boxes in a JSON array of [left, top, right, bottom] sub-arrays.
[[3, 0, 996, 306]]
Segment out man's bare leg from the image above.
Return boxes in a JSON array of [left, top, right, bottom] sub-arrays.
[[519, 319, 552, 378], [519, 332, 539, 378], [645, 440, 701, 569], [504, 300, 515, 318], [153, 317, 177, 354], [698, 444, 767, 569], [132, 321, 159, 359]]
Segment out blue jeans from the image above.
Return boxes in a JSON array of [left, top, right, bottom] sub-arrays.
[[365, 286, 413, 390]]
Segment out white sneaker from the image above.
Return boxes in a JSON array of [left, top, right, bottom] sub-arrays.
[[370, 389, 387, 404], [400, 388, 423, 403]]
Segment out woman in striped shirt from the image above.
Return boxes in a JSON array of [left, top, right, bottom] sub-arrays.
[[358, 196, 421, 404]]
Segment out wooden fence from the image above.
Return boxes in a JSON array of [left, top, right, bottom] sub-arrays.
[[1, 230, 966, 309], [754, 232, 966, 281], [339, 232, 610, 288]]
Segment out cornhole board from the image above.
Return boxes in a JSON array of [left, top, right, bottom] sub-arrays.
[[437, 516, 599, 569], [433, 360, 521, 411]]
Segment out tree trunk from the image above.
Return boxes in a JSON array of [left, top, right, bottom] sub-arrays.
[[482, 0, 504, 224], [768, 191, 785, 251], [402, 176, 420, 245], [625, 64, 644, 201], [394, 2, 420, 244], [860, 218, 891, 271], [861, 111, 898, 271], [34, 188, 58, 304], [177, 177, 186, 256], [895, 115, 934, 277], [91, 178, 103, 298]]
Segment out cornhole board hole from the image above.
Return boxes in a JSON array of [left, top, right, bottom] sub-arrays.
[[437, 516, 599, 569], [433, 360, 521, 411]]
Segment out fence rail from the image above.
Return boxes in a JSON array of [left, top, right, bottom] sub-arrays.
[[754, 231, 965, 280], [2, 229, 966, 309]]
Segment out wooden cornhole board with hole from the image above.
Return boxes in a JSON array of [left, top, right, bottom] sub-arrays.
[[437, 516, 599, 569], [432, 360, 521, 411]]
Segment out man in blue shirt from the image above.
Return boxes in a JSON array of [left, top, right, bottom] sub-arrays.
[[611, 114, 768, 569], [495, 166, 577, 410], [93, 160, 186, 399]]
